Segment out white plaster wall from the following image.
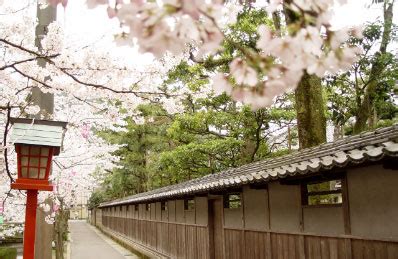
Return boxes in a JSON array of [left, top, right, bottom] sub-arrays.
[[348, 164, 398, 239]]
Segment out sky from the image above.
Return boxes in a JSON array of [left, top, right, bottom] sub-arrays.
[[57, 1, 154, 67]]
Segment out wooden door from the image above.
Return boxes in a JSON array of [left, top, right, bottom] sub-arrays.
[[209, 199, 224, 259]]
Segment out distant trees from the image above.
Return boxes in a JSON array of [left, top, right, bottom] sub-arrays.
[[90, 2, 397, 204], [326, 1, 397, 136]]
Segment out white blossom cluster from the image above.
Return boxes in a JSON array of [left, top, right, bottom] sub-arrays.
[[0, 0, 367, 225], [0, 0, 208, 224], [212, 0, 363, 109], [47, 0, 363, 109]]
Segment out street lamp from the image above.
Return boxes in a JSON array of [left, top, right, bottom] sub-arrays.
[[9, 118, 67, 259]]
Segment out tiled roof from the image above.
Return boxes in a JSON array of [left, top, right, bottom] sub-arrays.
[[99, 125, 398, 207]]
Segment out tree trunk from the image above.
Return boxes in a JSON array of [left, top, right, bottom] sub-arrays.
[[282, 2, 327, 149], [353, 0, 394, 133], [54, 200, 69, 259], [295, 73, 327, 149]]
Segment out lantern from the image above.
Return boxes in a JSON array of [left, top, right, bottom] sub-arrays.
[[10, 118, 67, 191], [9, 118, 67, 259], [13, 144, 54, 191]]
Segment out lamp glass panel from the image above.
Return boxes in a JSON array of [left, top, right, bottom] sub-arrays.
[[21, 167, 28, 178], [21, 157, 29, 166], [30, 147, 40, 156], [21, 146, 29, 155], [39, 169, 46, 179], [30, 157, 39, 167], [41, 148, 49, 156], [30, 168, 39, 178], [40, 157, 48, 167]]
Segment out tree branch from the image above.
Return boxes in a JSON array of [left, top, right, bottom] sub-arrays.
[[3, 103, 15, 183]]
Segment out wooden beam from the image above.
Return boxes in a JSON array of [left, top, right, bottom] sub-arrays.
[[342, 174, 351, 235]]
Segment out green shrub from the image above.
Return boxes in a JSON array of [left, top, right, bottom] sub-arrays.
[[0, 247, 17, 259]]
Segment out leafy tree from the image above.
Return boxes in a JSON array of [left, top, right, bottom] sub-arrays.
[[155, 93, 285, 184], [92, 7, 299, 197], [326, 18, 398, 136], [97, 104, 171, 197], [353, 1, 396, 133]]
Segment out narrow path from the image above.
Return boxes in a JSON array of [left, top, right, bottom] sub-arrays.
[[69, 220, 139, 259]]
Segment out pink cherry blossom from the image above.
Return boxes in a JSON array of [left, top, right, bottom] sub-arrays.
[[197, 20, 224, 56], [181, 0, 204, 20], [47, 0, 67, 7], [86, 0, 109, 9], [265, 0, 283, 14], [256, 25, 272, 53], [107, 6, 116, 19], [212, 73, 233, 95], [297, 26, 323, 56], [81, 124, 90, 139], [36, 0, 364, 111], [229, 58, 258, 87]]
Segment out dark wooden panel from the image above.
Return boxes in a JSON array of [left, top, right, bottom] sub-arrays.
[[186, 225, 197, 259], [271, 233, 298, 259], [197, 227, 210, 259], [244, 230, 268, 259], [156, 222, 169, 254], [150, 221, 157, 248], [156, 222, 162, 252], [352, 239, 398, 259], [176, 224, 186, 259], [225, 229, 243, 259], [168, 223, 178, 257], [209, 199, 224, 259], [99, 213, 398, 259]]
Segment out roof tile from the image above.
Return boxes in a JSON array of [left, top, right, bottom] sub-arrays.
[[100, 125, 398, 207]]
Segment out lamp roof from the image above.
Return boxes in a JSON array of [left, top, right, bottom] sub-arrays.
[[9, 118, 67, 155]]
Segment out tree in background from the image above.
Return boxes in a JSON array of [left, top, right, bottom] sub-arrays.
[[353, 0, 396, 133], [97, 104, 171, 197], [326, 7, 397, 136]]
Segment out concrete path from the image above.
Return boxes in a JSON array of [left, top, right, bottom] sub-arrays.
[[69, 220, 140, 259]]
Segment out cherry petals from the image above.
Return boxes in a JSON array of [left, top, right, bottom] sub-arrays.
[[47, 0, 68, 8], [86, 0, 108, 9], [212, 73, 232, 95], [45, 0, 363, 108], [25, 105, 41, 115], [229, 58, 258, 87]]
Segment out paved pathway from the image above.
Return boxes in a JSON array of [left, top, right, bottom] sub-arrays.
[[69, 220, 140, 259]]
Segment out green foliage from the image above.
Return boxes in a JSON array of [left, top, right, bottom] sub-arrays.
[[88, 7, 300, 201], [88, 189, 107, 209], [96, 103, 172, 197], [0, 247, 17, 259], [226, 8, 273, 51], [325, 21, 398, 135], [87, 4, 398, 206]]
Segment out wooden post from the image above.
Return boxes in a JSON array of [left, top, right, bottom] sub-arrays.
[[35, 201, 54, 259], [23, 190, 38, 259], [342, 175, 351, 235]]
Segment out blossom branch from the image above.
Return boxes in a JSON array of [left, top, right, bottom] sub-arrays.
[[1, 38, 176, 98], [0, 56, 58, 71], [3, 103, 15, 183]]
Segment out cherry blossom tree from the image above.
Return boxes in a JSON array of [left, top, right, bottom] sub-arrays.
[[46, 0, 364, 108], [0, 0, 371, 232], [0, 0, 186, 229]]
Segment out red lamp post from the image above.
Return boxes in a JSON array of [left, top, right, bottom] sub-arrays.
[[9, 118, 67, 259]]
